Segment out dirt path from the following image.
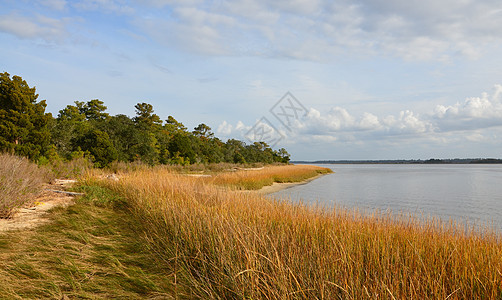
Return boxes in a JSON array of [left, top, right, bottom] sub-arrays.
[[0, 180, 80, 232]]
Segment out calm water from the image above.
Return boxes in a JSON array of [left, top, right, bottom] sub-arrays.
[[272, 164, 502, 232]]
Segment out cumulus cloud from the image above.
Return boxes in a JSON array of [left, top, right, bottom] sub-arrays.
[[433, 84, 502, 130], [296, 107, 432, 139], [218, 107, 433, 146], [217, 84, 502, 147], [217, 120, 233, 135]]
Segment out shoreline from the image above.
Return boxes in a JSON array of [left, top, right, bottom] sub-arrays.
[[256, 173, 325, 195]]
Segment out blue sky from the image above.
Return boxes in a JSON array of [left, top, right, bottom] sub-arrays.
[[2, 0, 502, 160]]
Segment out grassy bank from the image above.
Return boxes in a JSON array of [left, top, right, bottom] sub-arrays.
[[2, 163, 501, 298], [99, 167, 502, 299], [208, 164, 332, 190], [0, 185, 173, 298]]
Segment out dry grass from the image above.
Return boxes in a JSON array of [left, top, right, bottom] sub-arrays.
[[46, 157, 93, 179], [98, 167, 502, 299], [0, 153, 50, 218], [107, 161, 268, 175], [208, 164, 333, 190]]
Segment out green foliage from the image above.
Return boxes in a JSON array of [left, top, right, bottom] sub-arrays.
[[75, 99, 109, 121], [57, 104, 85, 121], [193, 123, 214, 138], [164, 115, 186, 133], [133, 102, 162, 127], [3, 72, 293, 167], [103, 114, 140, 162], [72, 129, 118, 168], [0, 72, 52, 159], [168, 132, 196, 163]]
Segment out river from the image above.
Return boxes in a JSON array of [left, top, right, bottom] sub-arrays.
[[271, 164, 502, 232]]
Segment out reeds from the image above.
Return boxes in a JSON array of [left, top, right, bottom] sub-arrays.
[[0, 153, 50, 218], [99, 167, 502, 299], [208, 164, 333, 190]]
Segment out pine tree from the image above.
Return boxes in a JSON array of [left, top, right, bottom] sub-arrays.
[[0, 72, 52, 158]]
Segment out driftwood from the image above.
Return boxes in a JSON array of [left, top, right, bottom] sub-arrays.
[[45, 189, 84, 196]]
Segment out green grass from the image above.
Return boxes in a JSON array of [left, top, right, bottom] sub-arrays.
[[0, 184, 173, 299]]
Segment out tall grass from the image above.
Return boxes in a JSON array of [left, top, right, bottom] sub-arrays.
[[0, 185, 173, 298], [99, 167, 502, 299], [0, 153, 50, 218], [45, 157, 93, 179], [107, 161, 269, 175], [208, 164, 332, 190]]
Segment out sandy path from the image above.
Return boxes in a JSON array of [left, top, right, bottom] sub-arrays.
[[0, 181, 80, 232]]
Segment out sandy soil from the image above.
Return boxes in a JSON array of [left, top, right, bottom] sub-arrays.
[[0, 181, 80, 232], [256, 174, 323, 195]]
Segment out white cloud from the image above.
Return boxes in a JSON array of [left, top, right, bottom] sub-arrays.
[[174, 7, 235, 27], [135, 14, 230, 55], [217, 120, 233, 135], [298, 107, 432, 139], [128, 0, 502, 61], [235, 121, 247, 131], [4, 0, 502, 62], [433, 84, 502, 130], [359, 112, 380, 130], [217, 84, 502, 150], [465, 132, 489, 142], [0, 13, 69, 42]]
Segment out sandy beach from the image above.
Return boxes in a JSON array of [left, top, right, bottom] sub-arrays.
[[256, 173, 325, 194]]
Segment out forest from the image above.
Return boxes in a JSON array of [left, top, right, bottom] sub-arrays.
[[0, 72, 290, 167]]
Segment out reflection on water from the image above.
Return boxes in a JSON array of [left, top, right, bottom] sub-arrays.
[[272, 164, 502, 232]]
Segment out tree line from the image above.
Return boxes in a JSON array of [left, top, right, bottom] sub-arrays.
[[0, 72, 290, 167]]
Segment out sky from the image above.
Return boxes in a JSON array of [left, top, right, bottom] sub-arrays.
[[1, 0, 502, 160]]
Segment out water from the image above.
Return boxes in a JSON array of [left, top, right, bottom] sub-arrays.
[[272, 164, 502, 232]]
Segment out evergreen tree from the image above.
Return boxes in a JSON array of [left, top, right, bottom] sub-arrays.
[[193, 123, 214, 138], [276, 148, 291, 163], [0, 72, 52, 158], [104, 114, 138, 162], [134, 102, 162, 127], [168, 132, 196, 163], [72, 128, 117, 167], [50, 104, 89, 159], [164, 115, 187, 134], [75, 99, 109, 121]]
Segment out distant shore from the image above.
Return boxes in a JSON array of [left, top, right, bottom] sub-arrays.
[[293, 158, 502, 164]]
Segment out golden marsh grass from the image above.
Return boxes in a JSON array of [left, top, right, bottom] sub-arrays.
[[98, 166, 502, 299], [208, 164, 333, 190]]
